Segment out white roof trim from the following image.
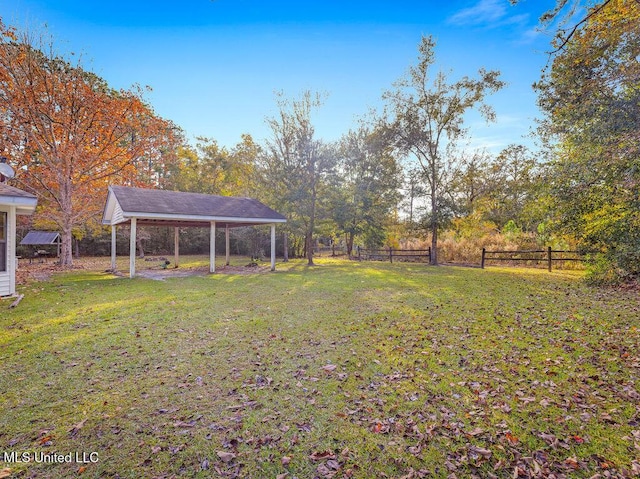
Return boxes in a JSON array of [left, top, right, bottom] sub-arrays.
[[0, 195, 38, 215], [116, 211, 287, 225]]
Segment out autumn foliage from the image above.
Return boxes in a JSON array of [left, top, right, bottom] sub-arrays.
[[0, 19, 180, 266]]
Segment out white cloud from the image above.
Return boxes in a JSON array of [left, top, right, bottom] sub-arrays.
[[447, 0, 508, 27], [447, 0, 529, 30]]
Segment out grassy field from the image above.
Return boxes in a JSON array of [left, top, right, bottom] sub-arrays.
[[1, 257, 639, 478]]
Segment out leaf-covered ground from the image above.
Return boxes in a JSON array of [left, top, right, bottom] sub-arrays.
[[1, 257, 639, 478]]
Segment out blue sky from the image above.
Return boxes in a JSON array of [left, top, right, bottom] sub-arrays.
[[3, 0, 556, 152]]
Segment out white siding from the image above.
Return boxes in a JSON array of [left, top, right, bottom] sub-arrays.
[[112, 201, 124, 225], [0, 206, 16, 296], [0, 273, 10, 296]]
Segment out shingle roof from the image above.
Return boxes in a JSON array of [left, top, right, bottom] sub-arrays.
[[103, 186, 286, 227], [0, 183, 37, 199], [0, 183, 38, 215], [20, 231, 60, 245]]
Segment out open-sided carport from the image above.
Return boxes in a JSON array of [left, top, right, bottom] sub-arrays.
[[102, 185, 287, 278]]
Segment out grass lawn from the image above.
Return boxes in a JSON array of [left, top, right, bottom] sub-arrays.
[[1, 257, 639, 478]]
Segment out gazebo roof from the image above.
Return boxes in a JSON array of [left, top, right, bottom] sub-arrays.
[[102, 185, 287, 228], [0, 183, 38, 215]]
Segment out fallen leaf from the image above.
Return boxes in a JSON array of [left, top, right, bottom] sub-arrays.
[[564, 457, 579, 470], [0, 469, 11, 479], [77, 466, 87, 474], [38, 435, 54, 445], [317, 463, 336, 478], [281, 456, 291, 466], [217, 451, 236, 463], [68, 418, 87, 437], [539, 432, 558, 448], [309, 450, 336, 461], [469, 445, 492, 458], [322, 364, 337, 373], [505, 432, 519, 445]]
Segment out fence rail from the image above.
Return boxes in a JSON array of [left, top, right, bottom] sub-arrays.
[[357, 247, 431, 263], [314, 246, 348, 257], [481, 246, 595, 271]]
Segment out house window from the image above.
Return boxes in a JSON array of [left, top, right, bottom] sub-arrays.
[[0, 212, 6, 272]]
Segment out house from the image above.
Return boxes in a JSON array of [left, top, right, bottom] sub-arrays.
[[0, 184, 38, 296]]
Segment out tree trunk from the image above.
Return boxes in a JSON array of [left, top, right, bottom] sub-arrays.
[[430, 179, 438, 266], [136, 237, 145, 258], [431, 222, 438, 265], [283, 233, 289, 262], [307, 176, 317, 265], [60, 224, 73, 267], [305, 231, 314, 265], [59, 179, 74, 267], [346, 232, 354, 257]]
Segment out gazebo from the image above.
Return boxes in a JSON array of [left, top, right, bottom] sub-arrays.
[[102, 186, 287, 278], [0, 183, 38, 296]]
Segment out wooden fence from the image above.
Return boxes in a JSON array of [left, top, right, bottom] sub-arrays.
[[481, 246, 594, 271], [314, 246, 348, 257], [357, 247, 431, 263]]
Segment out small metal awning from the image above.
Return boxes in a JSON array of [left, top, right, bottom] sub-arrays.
[[20, 231, 60, 245]]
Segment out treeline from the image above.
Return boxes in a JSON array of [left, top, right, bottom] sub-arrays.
[[2, 0, 639, 284]]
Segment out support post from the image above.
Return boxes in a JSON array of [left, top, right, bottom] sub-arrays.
[[547, 246, 552, 272], [129, 218, 137, 278], [174, 227, 179, 268], [111, 225, 117, 270], [481, 248, 486, 269], [225, 225, 230, 266], [210, 221, 216, 273], [271, 224, 276, 271], [389, 247, 393, 263]]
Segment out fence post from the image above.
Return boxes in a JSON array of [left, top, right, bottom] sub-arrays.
[[428, 247, 431, 264], [481, 248, 486, 269], [547, 246, 552, 272], [357, 246, 361, 261], [389, 247, 393, 263]]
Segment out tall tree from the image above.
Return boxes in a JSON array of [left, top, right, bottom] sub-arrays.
[[261, 91, 335, 265], [333, 124, 402, 255], [170, 135, 258, 197], [383, 35, 504, 264], [535, 0, 640, 282], [0, 25, 180, 266], [487, 145, 540, 230]]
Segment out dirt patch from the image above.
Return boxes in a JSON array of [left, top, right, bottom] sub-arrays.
[[16, 260, 87, 285], [135, 267, 209, 281], [216, 264, 271, 275], [15, 257, 272, 285], [135, 264, 270, 280]]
